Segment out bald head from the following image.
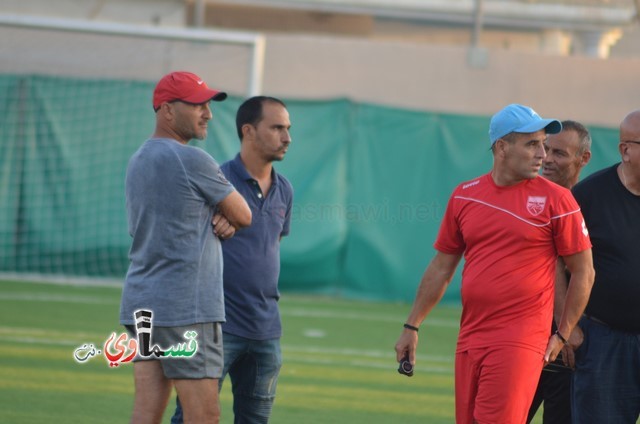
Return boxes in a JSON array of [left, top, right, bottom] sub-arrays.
[[619, 109, 640, 193], [620, 109, 640, 141]]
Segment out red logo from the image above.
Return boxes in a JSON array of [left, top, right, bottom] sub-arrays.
[[526, 196, 546, 216]]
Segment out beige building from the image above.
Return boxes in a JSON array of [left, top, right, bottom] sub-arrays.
[[1, 0, 639, 126]]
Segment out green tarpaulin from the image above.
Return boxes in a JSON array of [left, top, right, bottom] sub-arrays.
[[0, 75, 621, 302]]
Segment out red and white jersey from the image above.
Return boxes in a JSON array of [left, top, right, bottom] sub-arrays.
[[435, 173, 591, 354]]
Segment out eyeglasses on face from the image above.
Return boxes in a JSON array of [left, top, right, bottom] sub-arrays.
[[622, 140, 640, 146]]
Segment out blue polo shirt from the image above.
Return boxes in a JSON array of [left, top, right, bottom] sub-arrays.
[[220, 154, 293, 340]]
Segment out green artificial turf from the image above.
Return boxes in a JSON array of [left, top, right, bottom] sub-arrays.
[[0, 279, 544, 423]]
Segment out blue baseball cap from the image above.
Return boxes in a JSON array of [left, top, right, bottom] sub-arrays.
[[489, 104, 562, 146]]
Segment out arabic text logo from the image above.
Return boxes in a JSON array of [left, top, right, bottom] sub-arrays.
[[73, 344, 101, 363], [73, 309, 199, 367]]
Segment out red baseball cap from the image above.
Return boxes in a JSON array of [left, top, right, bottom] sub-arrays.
[[152, 71, 227, 111]]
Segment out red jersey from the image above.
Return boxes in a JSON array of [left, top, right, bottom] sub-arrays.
[[435, 173, 591, 354]]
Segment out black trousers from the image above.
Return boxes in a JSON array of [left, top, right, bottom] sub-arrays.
[[527, 365, 572, 424]]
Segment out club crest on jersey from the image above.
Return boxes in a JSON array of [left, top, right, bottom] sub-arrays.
[[526, 196, 547, 216]]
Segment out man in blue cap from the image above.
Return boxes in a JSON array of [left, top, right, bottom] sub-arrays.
[[396, 104, 595, 424]]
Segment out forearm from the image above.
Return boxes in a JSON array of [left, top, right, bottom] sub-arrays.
[[218, 191, 252, 229], [405, 254, 460, 327], [406, 278, 447, 327], [553, 258, 568, 326], [543, 250, 593, 364], [396, 252, 460, 363], [556, 267, 594, 338]]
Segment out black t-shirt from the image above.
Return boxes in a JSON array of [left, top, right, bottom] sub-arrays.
[[572, 164, 640, 333]]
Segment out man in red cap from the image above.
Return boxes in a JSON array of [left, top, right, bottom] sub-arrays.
[[120, 71, 252, 423], [152, 71, 228, 113]]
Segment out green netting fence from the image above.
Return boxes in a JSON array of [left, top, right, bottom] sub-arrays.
[[0, 74, 621, 302]]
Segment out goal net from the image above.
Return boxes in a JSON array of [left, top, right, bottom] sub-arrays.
[[0, 16, 262, 281]]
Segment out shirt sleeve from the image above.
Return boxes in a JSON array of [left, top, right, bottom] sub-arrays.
[[186, 147, 235, 206], [434, 189, 466, 255], [281, 179, 294, 238], [552, 190, 592, 257]]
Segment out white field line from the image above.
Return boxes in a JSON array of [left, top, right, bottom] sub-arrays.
[[287, 355, 453, 374], [0, 272, 122, 287], [0, 326, 115, 347], [0, 292, 460, 328], [282, 308, 459, 328], [0, 329, 453, 373], [0, 292, 118, 304], [0, 326, 101, 339], [283, 344, 453, 364], [0, 289, 458, 372], [0, 325, 453, 364], [0, 336, 81, 346]]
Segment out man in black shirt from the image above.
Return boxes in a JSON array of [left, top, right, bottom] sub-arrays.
[[527, 120, 592, 424], [570, 110, 640, 424]]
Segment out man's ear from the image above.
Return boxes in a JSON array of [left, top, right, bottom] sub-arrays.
[[241, 123, 255, 139], [159, 102, 175, 120], [619, 142, 630, 162], [495, 138, 508, 157], [580, 150, 592, 167]]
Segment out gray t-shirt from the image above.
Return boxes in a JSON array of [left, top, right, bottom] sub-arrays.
[[120, 137, 234, 326]]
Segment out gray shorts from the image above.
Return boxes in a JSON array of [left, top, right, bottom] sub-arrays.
[[125, 322, 223, 379]]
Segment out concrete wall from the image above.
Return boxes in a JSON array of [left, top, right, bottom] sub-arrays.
[[1, 22, 638, 127], [263, 34, 640, 127], [0, 24, 254, 92], [0, 0, 185, 26]]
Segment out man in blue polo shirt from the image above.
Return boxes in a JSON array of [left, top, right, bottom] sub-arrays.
[[172, 96, 293, 424]]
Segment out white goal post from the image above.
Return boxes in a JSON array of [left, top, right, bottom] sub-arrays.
[[0, 14, 266, 285], [0, 13, 265, 96]]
